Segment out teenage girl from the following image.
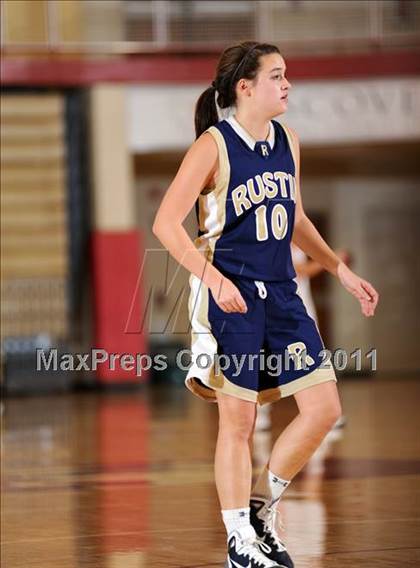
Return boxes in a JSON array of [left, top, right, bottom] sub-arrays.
[[153, 41, 379, 568]]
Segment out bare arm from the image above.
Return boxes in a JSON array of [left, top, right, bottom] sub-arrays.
[[293, 216, 342, 277], [288, 127, 379, 317], [294, 258, 324, 279], [289, 129, 341, 277], [294, 248, 350, 279], [152, 132, 247, 314]]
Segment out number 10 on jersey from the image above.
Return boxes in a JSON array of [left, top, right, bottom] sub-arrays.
[[255, 203, 288, 241]]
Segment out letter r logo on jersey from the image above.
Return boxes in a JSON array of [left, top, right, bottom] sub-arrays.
[[286, 341, 315, 370], [255, 141, 271, 159]]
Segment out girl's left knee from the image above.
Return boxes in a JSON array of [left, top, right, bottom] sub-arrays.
[[324, 401, 342, 428], [295, 382, 343, 428]]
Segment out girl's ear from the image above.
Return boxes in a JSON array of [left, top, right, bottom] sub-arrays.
[[237, 78, 252, 96]]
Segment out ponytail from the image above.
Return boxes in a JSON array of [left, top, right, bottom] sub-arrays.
[[194, 84, 219, 140]]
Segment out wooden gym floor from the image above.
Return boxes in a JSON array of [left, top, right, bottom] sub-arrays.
[[1, 375, 420, 567]]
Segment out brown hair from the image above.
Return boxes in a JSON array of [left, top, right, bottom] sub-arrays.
[[194, 41, 281, 139]]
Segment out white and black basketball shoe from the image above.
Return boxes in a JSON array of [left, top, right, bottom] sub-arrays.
[[249, 498, 294, 568], [224, 524, 286, 568]]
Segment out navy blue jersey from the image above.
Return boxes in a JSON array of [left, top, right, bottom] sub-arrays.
[[194, 116, 298, 282]]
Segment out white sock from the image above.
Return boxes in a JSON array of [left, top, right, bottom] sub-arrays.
[[251, 465, 291, 508], [221, 507, 256, 541]]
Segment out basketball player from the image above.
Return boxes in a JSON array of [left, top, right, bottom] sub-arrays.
[[153, 41, 379, 568]]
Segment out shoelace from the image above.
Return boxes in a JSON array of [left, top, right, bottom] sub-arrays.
[[262, 504, 287, 552], [238, 537, 276, 567]]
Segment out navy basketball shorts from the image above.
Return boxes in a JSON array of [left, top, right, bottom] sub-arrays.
[[185, 272, 337, 406]]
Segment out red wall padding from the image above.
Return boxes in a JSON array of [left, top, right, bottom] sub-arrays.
[[91, 230, 149, 384]]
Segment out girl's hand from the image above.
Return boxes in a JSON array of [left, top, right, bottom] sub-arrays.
[[210, 276, 248, 314], [337, 262, 379, 317]]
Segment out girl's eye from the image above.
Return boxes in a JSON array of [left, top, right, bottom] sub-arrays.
[[273, 74, 284, 80]]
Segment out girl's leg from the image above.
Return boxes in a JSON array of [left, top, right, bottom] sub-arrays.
[[215, 390, 257, 508], [268, 380, 342, 481], [249, 381, 342, 567]]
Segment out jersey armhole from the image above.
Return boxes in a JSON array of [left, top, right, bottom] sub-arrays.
[[199, 126, 230, 196], [279, 122, 298, 174]]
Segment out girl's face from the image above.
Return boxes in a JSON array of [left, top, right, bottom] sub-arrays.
[[238, 52, 291, 117]]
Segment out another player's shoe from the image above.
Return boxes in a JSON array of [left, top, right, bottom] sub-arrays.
[[224, 524, 286, 568], [249, 498, 294, 568]]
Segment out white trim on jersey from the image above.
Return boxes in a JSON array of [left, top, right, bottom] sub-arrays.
[[226, 115, 275, 151]]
